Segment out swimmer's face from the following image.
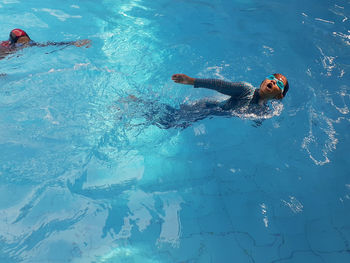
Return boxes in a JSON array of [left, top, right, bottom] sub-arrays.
[[16, 36, 30, 44], [259, 75, 286, 100]]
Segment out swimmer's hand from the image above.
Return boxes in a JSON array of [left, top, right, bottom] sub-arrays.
[[172, 74, 195, 85], [73, 39, 91, 48]]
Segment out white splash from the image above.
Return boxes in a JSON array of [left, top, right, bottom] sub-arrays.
[[282, 196, 303, 213], [333, 31, 350, 46], [232, 100, 284, 120], [325, 86, 350, 115], [263, 45, 274, 56], [199, 62, 231, 80], [260, 203, 269, 228], [330, 5, 348, 23], [315, 18, 335, 24], [335, 4, 344, 9], [317, 46, 336, 76], [302, 106, 338, 165], [206, 65, 225, 79]]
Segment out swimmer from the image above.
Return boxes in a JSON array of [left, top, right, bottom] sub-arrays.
[[0, 29, 91, 60], [118, 73, 289, 130], [171, 73, 289, 111]]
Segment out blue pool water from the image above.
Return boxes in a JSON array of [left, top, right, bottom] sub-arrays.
[[0, 0, 350, 262]]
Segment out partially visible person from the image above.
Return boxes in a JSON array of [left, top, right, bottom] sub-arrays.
[[0, 29, 91, 60]]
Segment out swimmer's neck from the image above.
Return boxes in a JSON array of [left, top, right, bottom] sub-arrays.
[[254, 89, 268, 105], [258, 90, 277, 105]]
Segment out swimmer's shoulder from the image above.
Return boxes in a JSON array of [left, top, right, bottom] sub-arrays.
[[242, 81, 255, 91]]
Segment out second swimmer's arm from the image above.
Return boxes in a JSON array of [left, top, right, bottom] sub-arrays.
[[30, 39, 91, 48]]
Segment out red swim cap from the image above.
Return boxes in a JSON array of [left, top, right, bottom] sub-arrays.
[[9, 29, 29, 43]]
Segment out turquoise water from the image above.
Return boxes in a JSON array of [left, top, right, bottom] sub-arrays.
[[0, 0, 350, 262]]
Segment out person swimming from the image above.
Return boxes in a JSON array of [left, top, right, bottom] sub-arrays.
[[0, 28, 91, 60], [154, 73, 290, 128], [116, 73, 289, 130], [171, 73, 289, 110]]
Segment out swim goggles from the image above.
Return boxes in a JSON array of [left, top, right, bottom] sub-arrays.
[[266, 75, 284, 91]]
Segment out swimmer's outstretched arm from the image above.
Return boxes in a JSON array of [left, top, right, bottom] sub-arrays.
[[172, 74, 195, 85], [31, 39, 91, 48], [172, 74, 253, 97]]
